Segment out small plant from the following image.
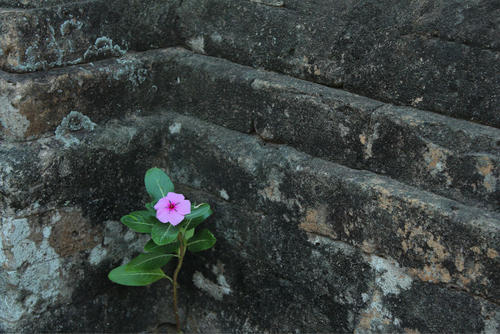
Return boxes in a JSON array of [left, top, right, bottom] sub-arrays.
[[108, 167, 216, 332]]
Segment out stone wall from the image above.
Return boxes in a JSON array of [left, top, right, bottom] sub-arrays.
[[0, 0, 499, 333]]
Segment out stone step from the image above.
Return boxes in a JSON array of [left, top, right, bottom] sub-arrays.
[[0, 0, 179, 72], [178, 187, 500, 333], [0, 50, 172, 140], [0, 111, 498, 332], [176, 0, 500, 128], [158, 49, 500, 210], [0, 0, 76, 8], [1, 111, 499, 300], [162, 112, 500, 303], [2, 48, 497, 209], [3, 0, 498, 128]]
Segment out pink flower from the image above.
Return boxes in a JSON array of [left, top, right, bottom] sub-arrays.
[[154, 192, 191, 226]]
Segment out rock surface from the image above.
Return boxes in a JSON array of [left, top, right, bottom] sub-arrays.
[[0, 0, 499, 333], [1, 111, 499, 332], [176, 0, 500, 127], [1, 48, 498, 209], [0, 0, 179, 72], [2, 0, 498, 126], [0, 1, 75, 8]]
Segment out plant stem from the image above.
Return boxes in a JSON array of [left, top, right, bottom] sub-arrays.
[[173, 233, 186, 333]]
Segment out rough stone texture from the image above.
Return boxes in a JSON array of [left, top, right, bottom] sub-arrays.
[[0, 1, 126, 72], [1, 112, 498, 333], [0, 212, 177, 332], [154, 49, 500, 210], [2, 48, 497, 209], [3, 0, 498, 126], [163, 112, 500, 302], [1, 0, 499, 333], [0, 1, 75, 8], [176, 0, 500, 127], [0, 51, 168, 140], [0, 0, 180, 72], [0, 116, 173, 331]]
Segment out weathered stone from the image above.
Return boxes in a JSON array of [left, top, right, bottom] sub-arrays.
[[2, 0, 498, 125], [383, 281, 493, 333], [0, 123, 176, 332], [0, 1, 124, 72], [0, 0, 180, 72], [0, 48, 254, 140], [0, 0, 75, 8], [161, 112, 499, 303], [0, 214, 174, 332], [182, 230, 499, 333], [1, 111, 498, 332], [1, 0, 498, 332], [176, 0, 500, 127], [0, 50, 173, 140], [2, 48, 498, 209], [153, 48, 500, 209]]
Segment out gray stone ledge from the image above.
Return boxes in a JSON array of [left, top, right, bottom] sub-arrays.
[[1, 48, 498, 209], [0, 0, 77, 8], [1, 111, 499, 332], [161, 48, 500, 209], [176, 0, 500, 127], [1, 111, 498, 304], [163, 111, 500, 303], [1, 0, 498, 127], [0, 0, 179, 72]]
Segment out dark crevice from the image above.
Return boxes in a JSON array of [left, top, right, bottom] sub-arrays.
[[399, 32, 500, 53], [0, 53, 124, 75], [178, 42, 500, 130], [0, 0, 101, 11]]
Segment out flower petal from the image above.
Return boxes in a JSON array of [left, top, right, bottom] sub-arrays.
[[154, 193, 190, 224], [156, 208, 171, 223], [176, 200, 191, 215], [154, 196, 170, 210], [168, 211, 185, 226], [166, 192, 185, 204]]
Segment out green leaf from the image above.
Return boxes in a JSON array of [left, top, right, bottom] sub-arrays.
[[184, 228, 195, 241], [151, 222, 179, 246], [108, 265, 166, 286], [188, 229, 216, 253], [144, 168, 174, 203], [145, 202, 156, 214], [120, 211, 157, 233], [127, 252, 175, 270], [144, 239, 179, 254], [179, 203, 213, 230]]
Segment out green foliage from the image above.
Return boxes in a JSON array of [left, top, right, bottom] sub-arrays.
[[144, 239, 179, 254], [152, 221, 179, 246], [127, 252, 175, 270], [120, 211, 157, 233], [109, 167, 216, 290], [184, 228, 195, 241], [144, 167, 175, 203], [145, 202, 156, 214], [108, 265, 166, 286], [180, 203, 213, 230], [188, 229, 216, 252]]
